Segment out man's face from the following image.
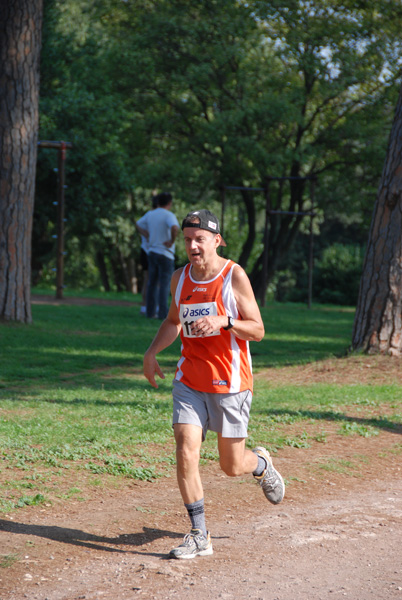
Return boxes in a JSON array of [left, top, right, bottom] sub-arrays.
[[182, 227, 220, 267]]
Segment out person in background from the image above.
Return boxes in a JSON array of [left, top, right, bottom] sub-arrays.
[[136, 193, 179, 320], [136, 195, 158, 315]]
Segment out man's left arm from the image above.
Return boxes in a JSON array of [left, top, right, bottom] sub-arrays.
[[227, 265, 264, 341]]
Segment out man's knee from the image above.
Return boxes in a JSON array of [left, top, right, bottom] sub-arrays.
[[176, 441, 199, 462], [174, 425, 202, 467]]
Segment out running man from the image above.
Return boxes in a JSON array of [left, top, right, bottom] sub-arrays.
[[143, 209, 285, 559]]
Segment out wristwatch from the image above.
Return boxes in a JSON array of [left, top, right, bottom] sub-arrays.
[[223, 316, 234, 330]]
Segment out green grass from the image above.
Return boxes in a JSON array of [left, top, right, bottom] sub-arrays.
[[254, 303, 355, 367], [0, 290, 401, 514], [0, 553, 20, 568], [248, 382, 401, 451], [313, 456, 366, 477], [0, 297, 353, 385]]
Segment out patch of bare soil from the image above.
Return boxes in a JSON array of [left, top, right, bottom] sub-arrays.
[[255, 354, 402, 386]]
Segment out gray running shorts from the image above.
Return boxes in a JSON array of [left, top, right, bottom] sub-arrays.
[[172, 379, 252, 440]]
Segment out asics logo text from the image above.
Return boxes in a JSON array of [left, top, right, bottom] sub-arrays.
[[183, 307, 211, 318]]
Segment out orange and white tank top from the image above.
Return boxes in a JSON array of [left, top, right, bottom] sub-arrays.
[[174, 260, 253, 394]]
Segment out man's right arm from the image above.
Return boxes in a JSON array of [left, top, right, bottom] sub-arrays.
[[143, 269, 183, 388]]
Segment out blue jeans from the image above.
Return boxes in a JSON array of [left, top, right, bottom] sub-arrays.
[[146, 252, 174, 319]]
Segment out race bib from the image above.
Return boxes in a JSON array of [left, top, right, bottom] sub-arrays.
[[179, 302, 220, 338]]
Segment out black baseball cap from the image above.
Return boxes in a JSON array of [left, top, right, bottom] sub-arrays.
[[181, 209, 227, 246]]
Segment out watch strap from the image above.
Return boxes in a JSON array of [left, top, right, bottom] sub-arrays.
[[223, 316, 234, 330]]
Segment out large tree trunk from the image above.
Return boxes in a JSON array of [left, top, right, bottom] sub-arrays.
[[0, 0, 43, 323], [352, 84, 402, 356]]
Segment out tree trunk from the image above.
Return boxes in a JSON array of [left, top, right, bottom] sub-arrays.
[[96, 250, 111, 292], [352, 83, 402, 356], [127, 257, 138, 294], [237, 189, 256, 270], [0, 0, 43, 323]]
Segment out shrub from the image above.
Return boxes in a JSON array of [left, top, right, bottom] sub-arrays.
[[314, 244, 364, 305]]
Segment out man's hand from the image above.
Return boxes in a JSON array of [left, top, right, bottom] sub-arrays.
[[190, 315, 228, 337], [143, 352, 165, 388]]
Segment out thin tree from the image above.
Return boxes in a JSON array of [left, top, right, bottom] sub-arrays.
[[352, 82, 402, 356], [0, 0, 43, 323]]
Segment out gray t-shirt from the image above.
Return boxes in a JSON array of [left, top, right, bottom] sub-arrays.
[[137, 207, 179, 259]]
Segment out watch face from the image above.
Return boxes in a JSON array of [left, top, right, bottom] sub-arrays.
[[224, 316, 234, 330], [226, 316, 233, 329]]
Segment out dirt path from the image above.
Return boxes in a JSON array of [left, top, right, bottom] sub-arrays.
[[1, 430, 401, 600]]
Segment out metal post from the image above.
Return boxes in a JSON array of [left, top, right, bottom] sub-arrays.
[[261, 180, 271, 307], [56, 142, 66, 299], [307, 177, 316, 309], [37, 141, 72, 300]]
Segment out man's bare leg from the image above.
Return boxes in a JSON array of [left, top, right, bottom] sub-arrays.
[[174, 423, 204, 503], [217, 435, 258, 476], [169, 423, 213, 558]]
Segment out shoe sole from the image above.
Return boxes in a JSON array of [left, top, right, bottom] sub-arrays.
[[263, 469, 285, 504], [169, 545, 213, 560]]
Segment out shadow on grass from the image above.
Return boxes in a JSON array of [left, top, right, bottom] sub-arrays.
[[0, 520, 182, 558], [255, 408, 402, 435], [1, 377, 175, 406], [250, 342, 349, 369]]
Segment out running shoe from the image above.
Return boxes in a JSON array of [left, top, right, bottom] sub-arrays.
[[169, 528, 213, 559], [253, 446, 285, 505]]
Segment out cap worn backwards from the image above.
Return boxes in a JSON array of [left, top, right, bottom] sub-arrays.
[[181, 209, 227, 247]]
